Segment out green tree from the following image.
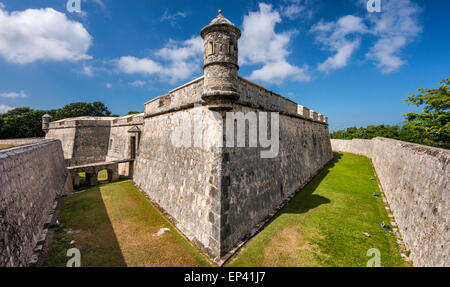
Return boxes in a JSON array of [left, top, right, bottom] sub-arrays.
[[0, 107, 48, 139], [0, 102, 113, 139], [54, 101, 111, 120], [330, 125, 401, 140], [402, 78, 450, 148]]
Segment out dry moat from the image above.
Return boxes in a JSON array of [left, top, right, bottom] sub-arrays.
[[42, 153, 407, 267]]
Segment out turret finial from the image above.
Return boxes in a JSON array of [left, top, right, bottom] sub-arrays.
[[218, 9, 222, 16]]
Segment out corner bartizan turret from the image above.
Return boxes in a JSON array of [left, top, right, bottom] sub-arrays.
[[201, 10, 241, 111], [42, 114, 53, 134]]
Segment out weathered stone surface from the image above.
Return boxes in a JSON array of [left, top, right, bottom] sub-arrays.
[[133, 11, 332, 262], [0, 138, 45, 147], [135, 72, 332, 262], [133, 105, 224, 258], [22, 11, 333, 265], [0, 140, 69, 267], [331, 138, 450, 267], [46, 117, 116, 166], [222, 104, 333, 255], [105, 113, 144, 176]]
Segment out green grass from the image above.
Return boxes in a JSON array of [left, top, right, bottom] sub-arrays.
[[226, 152, 407, 267], [46, 180, 211, 267], [46, 152, 406, 267], [75, 170, 109, 190], [77, 170, 108, 185]]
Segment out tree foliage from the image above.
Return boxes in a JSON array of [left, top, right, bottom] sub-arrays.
[[402, 78, 449, 148], [54, 102, 111, 120], [331, 78, 450, 149], [0, 102, 113, 139], [330, 125, 402, 140]]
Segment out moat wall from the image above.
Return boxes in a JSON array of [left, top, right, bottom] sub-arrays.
[[133, 105, 224, 258], [134, 77, 332, 262], [222, 104, 333, 254], [331, 138, 450, 267], [0, 138, 45, 147], [0, 140, 70, 267]]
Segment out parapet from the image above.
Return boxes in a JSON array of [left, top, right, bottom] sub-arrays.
[[297, 105, 328, 124], [112, 113, 144, 127], [297, 105, 310, 118], [144, 76, 204, 117], [48, 117, 117, 129], [310, 110, 318, 121]]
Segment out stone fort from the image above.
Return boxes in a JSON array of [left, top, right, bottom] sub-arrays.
[[1, 11, 448, 267], [41, 11, 333, 263]]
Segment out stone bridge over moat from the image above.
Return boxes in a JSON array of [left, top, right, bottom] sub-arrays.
[[68, 159, 134, 187]]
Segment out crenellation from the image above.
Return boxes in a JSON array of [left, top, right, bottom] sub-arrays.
[[310, 110, 318, 121]]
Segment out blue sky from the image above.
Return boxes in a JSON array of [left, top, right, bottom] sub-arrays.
[[0, 0, 449, 131]]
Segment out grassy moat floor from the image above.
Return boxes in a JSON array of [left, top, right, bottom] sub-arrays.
[[45, 152, 407, 267]]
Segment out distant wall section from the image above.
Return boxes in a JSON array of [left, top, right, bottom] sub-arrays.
[[46, 117, 116, 166], [106, 114, 144, 176], [331, 138, 450, 267], [0, 138, 45, 147]]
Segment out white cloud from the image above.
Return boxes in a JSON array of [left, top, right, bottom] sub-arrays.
[[366, 0, 422, 73], [0, 6, 92, 64], [317, 40, 361, 72], [240, 3, 310, 84], [81, 65, 94, 77], [0, 104, 14, 113], [311, 0, 422, 74], [249, 61, 310, 84], [0, 3, 5, 9], [128, 80, 146, 87], [0, 90, 27, 99], [116, 56, 163, 75], [280, 0, 313, 20], [161, 9, 188, 26], [116, 36, 203, 83], [105, 83, 112, 88], [311, 15, 367, 72]]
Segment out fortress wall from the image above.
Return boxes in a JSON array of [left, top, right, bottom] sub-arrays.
[[134, 105, 224, 258], [329, 139, 374, 158], [71, 122, 111, 165], [106, 114, 144, 175], [237, 77, 298, 115], [222, 104, 333, 253], [0, 140, 70, 267], [331, 138, 450, 266], [46, 118, 114, 166], [105, 124, 134, 175], [46, 126, 76, 160], [144, 77, 204, 117], [0, 138, 45, 147], [138, 76, 332, 260]]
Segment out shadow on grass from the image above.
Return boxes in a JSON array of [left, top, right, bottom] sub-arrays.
[[48, 185, 127, 267], [276, 152, 343, 216]]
